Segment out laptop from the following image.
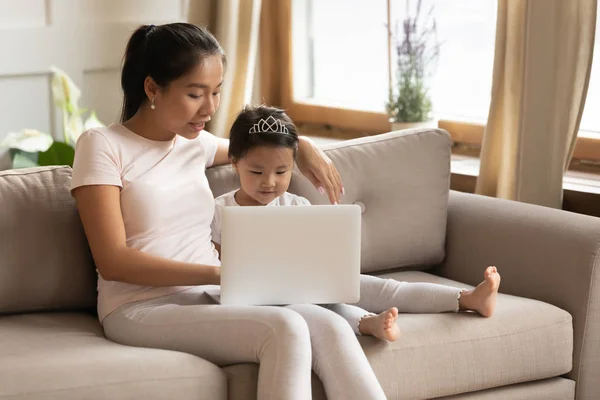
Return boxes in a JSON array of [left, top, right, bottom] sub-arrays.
[[207, 204, 362, 306]]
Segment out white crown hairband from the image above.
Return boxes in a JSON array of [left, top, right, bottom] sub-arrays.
[[249, 116, 289, 135]]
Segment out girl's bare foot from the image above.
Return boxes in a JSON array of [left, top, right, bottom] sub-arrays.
[[459, 266, 501, 317], [358, 307, 401, 342]]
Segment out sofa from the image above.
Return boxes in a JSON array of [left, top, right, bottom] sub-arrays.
[[0, 128, 598, 399]]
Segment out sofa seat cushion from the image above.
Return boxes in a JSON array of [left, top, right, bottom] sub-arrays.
[[223, 365, 328, 400], [0, 313, 226, 400], [359, 271, 573, 399], [224, 364, 574, 400], [438, 377, 574, 399]]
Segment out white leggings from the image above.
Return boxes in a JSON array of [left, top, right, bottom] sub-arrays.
[[323, 274, 463, 334], [102, 275, 462, 400], [103, 286, 387, 400]]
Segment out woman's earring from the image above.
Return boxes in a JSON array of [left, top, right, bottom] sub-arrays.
[[150, 97, 156, 110]]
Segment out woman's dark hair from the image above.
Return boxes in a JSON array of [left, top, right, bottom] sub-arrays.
[[229, 105, 299, 161], [120, 23, 225, 122]]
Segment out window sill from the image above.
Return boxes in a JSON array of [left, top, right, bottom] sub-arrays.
[[451, 154, 600, 195], [451, 154, 600, 218], [301, 116, 600, 165], [441, 119, 600, 164]]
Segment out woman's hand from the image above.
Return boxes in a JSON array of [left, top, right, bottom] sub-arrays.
[[296, 136, 344, 204]]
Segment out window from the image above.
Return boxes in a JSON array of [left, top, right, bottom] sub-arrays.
[[396, 1, 497, 122], [279, 0, 600, 164], [291, 0, 497, 123], [292, 0, 389, 112], [579, 2, 600, 140]]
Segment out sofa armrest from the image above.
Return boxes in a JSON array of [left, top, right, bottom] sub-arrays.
[[436, 190, 600, 399]]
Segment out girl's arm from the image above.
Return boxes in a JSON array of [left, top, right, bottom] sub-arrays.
[[211, 136, 343, 204], [73, 185, 221, 286]]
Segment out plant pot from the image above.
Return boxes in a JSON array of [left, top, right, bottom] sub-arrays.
[[390, 120, 438, 132]]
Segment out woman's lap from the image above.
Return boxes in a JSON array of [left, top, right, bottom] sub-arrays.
[[102, 286, 312, 366], [102, 286, 385, 399]]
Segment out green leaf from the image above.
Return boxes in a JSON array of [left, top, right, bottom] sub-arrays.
[[38, 141, 75, 167], [11, 150, 39, 169]]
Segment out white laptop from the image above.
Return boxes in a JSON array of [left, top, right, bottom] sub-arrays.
[[207, 204, 361, 306]]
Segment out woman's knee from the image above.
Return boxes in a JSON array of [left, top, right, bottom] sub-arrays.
[[321, 311, 356, 342], [259, 307, 311, 347], [292, 305, 356, 344]]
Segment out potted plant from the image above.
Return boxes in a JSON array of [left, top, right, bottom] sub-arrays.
[[1, 67, 104, 169], [386, 0, 440, 131]]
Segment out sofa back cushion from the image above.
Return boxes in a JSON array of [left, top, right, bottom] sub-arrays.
[[0, 166, 96, 314], [207, 129, 451, 274]]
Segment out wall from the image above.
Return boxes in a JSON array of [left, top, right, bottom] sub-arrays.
[[0, 0, 190, 169]]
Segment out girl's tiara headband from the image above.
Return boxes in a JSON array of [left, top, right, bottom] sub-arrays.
[[249, 116, 289, 135]]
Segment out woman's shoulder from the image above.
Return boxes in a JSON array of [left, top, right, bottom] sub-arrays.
[[74, 127, 115, 158], [83, 123, 126, 138], [175, 130, 219, 164], [177, 130, 218, 147], [71, 125, 125, 190], [76, 124, 126, 151]]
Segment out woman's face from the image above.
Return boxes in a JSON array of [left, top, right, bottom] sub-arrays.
[[153, 55, 224, 139]]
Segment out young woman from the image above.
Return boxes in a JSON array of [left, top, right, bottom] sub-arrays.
[[71, 23, 385, 399]]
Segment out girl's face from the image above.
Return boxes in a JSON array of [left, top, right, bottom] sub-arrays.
[[234, 145, 295, 206], [153, 55, 224, 139]]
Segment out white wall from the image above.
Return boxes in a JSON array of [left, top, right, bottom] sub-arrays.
[[0, 0, 190, 169]]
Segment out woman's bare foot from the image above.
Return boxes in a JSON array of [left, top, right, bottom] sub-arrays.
[[459, 266, 501, 317], [358, 307, 401, 342]]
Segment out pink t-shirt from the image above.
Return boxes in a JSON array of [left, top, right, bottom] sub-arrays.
[[71, 123, 220, 322]]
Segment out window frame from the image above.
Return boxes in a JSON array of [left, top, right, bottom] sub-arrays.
[[272, 0, 390, 134]]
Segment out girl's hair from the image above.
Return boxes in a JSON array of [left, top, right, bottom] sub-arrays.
[[120, 23, 225, 122], [229, 105, 299, 161]]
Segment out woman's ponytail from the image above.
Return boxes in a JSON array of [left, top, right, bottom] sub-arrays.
[[120, 25, 155, 122]]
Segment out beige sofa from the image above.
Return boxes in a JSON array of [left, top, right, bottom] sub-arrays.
[[0, 129, 598, 400]]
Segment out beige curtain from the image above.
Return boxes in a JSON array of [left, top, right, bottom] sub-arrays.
[[188, 0, 262, 138], [476, 0, 597, 208]]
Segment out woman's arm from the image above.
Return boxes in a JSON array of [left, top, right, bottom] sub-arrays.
[[211, 137, 231, 166], [213, 241, 221, 260], [211, 135, 343, 204], [296, 136, 343, 205], [73, 185, 220, 286]]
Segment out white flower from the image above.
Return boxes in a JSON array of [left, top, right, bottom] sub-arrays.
[[83, 111, 105, 131], [50, 66, 81, 114], [0, 129, 53, 152], [63, 111, 105, 144], [65, 113, 84, 144]]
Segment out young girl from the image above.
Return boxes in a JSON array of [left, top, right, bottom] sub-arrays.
[[211, 104, 502, 342]]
